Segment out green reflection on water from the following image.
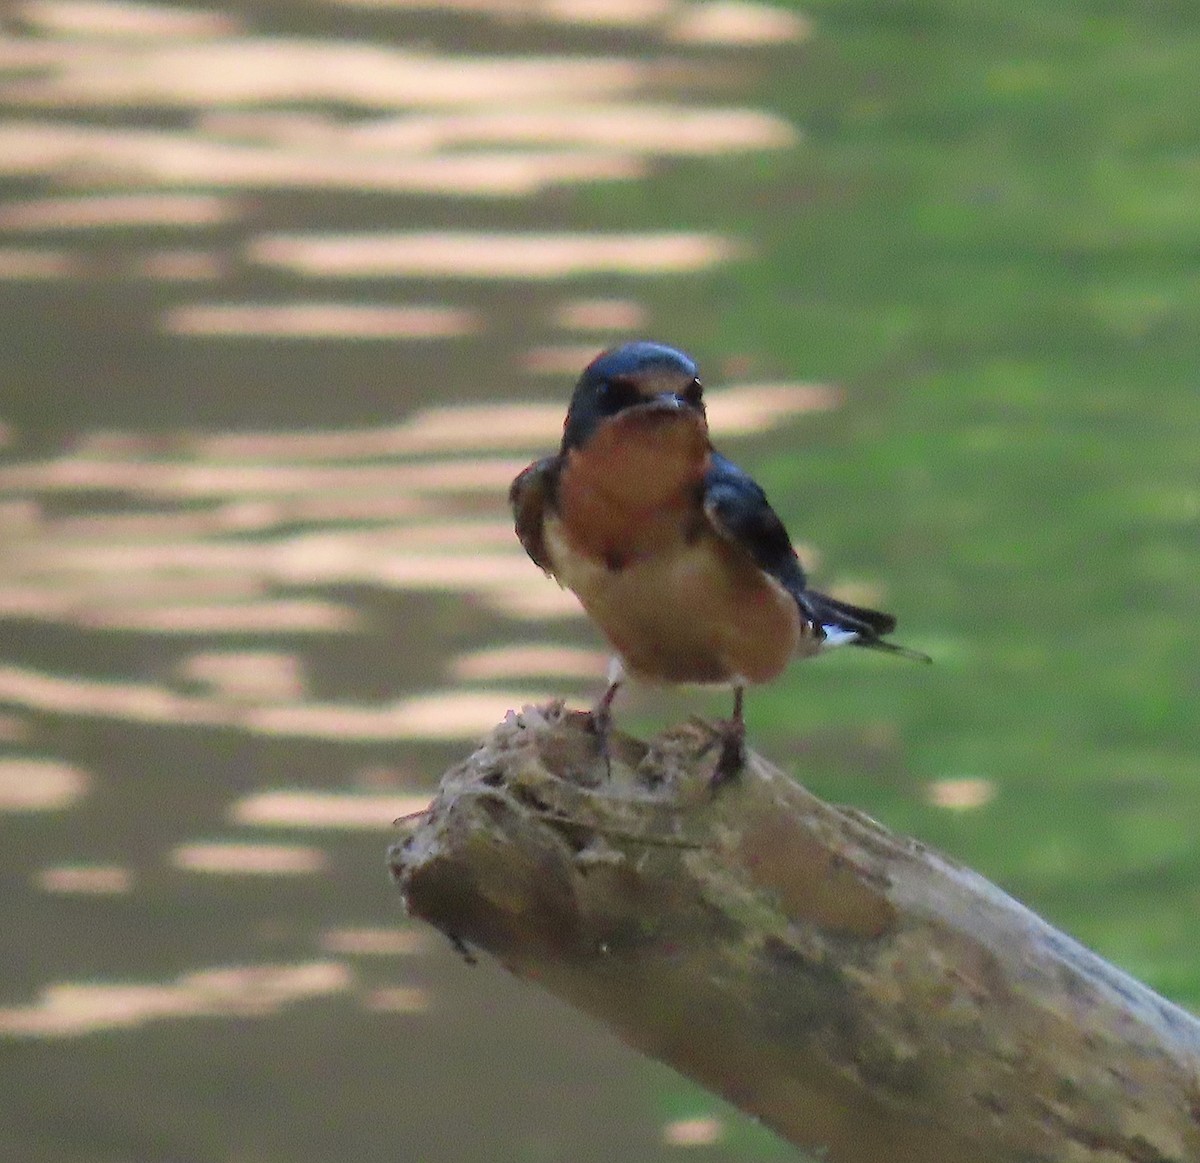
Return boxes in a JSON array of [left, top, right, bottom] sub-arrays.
[[660, 0, 1200, 1016], [641, 1, 1200, 1153]]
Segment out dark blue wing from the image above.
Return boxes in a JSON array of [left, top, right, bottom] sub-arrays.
[[701, 453, 809, 595], [702, 454, 926, 659]]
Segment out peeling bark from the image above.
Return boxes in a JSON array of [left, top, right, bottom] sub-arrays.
[[388, 703, 1200, 1163]]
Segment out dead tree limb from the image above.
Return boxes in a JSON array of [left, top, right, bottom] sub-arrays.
[[388, 703, 1200, 1163]]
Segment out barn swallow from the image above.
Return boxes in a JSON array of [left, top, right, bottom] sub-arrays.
[[509, 341, 929, 784]]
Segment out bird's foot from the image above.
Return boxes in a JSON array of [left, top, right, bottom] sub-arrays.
[[587, 702, 614, 777], [709, 717, 746, 789], [587, 666, 624, 778], [708, 686, 746, 790]]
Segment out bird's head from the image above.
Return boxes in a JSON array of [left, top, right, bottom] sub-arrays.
[[560, 341, 705, 453]]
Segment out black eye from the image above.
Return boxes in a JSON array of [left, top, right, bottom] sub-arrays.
[[683, 378, 704, 406], [597, 377, 643, 413]]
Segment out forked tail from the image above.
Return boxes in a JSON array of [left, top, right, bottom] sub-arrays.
[[801, 591, 932, 663]]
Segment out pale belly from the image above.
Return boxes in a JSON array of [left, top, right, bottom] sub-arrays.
[[543, 514, 804, 686]]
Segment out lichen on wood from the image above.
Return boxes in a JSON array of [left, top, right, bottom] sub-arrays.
[[388, 702, 1200, 1163]]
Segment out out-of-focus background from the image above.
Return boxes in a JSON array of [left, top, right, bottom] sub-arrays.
[[1, 1, 1198, 1159]]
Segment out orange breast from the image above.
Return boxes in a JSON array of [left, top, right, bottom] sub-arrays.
[[557, 405, 710, 567]]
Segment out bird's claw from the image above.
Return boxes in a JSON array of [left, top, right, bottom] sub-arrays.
[[587, 668, 624, 779], [587, 703, 615, 778], [708, 685, 746, 790], [709, 717, 747, 789]]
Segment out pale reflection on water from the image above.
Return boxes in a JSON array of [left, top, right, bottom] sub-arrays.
[[0, 757, 89, 810], [0, 962, 358, 1038], [171, 841, 330, 876], [0, 246, 77, 277], [0, 1, 820, 1157], [248, 230, 742, 277], [18, 0, 240, 39], [165, 301, 480, 339], [0, 192, 238, 231], [36, 864, 136, 894], [230, 790, 431, 827]]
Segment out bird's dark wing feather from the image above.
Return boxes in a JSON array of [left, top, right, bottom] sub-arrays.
[[703, 454, 929, 662], [805, 589, 929, 660], [509, 457, 559, 575], [701, 453, 808, 594], [803, 591, 896, 636]]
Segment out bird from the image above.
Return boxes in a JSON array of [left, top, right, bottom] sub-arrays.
[[509, 341, 929, 784]]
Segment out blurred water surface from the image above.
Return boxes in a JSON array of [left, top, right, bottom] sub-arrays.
[[2, 2, 1198, 1161]]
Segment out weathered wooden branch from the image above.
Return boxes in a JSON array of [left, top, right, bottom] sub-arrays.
[[388, 703, 1200, 1163]]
